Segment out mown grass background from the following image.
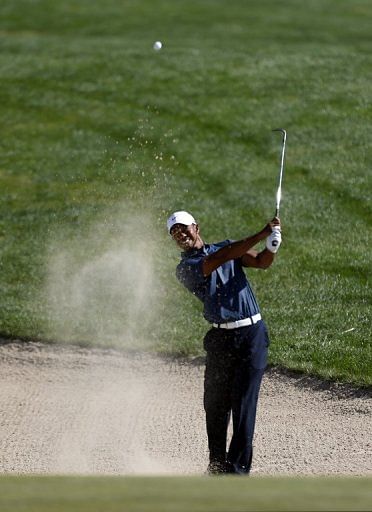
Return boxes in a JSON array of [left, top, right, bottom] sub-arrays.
[[0, 0, 371, 385], [0, 475, 371, 512]]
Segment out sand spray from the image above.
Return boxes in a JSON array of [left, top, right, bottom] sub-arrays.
[[43, 203, 180, 473], [44, 203, 164, 349]]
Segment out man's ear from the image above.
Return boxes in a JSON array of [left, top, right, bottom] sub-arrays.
[[195, 224, 199, 234]]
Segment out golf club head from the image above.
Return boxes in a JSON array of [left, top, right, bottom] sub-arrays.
[[272, 128, 287, 140]]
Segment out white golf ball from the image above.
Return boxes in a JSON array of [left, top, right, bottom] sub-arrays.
[[153, 41, 162, 51]]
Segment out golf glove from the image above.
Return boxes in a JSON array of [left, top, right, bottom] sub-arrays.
[[266, 226, 282, 253]]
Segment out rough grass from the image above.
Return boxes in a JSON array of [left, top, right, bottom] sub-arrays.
[[0, 475, 371, 512], [0, 0, 371, 385]]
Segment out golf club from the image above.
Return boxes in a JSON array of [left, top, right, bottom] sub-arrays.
[[272, 128, 287, 217]]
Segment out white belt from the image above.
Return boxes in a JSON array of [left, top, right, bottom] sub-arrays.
[[212, 314, 262, 330]]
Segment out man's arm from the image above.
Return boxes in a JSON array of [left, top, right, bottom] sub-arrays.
[[241, 248, 276, 269], [242, 218, 282, 269], [202, 218, 279, 277]]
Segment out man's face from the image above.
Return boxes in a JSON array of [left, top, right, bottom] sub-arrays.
[[170, 223, 199, 251]]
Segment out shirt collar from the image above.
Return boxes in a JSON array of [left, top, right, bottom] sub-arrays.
[[181, 244, 209, 258]]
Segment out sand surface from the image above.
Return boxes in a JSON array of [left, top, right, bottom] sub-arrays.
[[0, 341, 371, 476]]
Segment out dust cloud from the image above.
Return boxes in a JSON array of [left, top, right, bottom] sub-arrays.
[[44, 205, 164, 349], [40, 206, 178, 473]]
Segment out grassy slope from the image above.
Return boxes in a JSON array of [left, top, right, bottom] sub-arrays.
[[0, 0, 371, 385], [0, 475, 371, 512]]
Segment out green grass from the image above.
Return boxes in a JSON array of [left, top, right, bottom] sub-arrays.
[[0, 0, 371, 385], [0, 475, 371, 512]]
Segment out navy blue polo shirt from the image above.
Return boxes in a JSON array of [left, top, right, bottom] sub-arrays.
[[176, 240, 261, 324]]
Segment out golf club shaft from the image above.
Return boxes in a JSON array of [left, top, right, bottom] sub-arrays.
[[273, 129, 287, 217]]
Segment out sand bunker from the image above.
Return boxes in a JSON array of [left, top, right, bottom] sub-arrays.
[[0, 341, 370, 475]]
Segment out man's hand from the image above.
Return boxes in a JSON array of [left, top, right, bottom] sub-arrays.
[[266, 226, 282, 254], [266, 220, 282, 253], [263, 216, 281, 236]]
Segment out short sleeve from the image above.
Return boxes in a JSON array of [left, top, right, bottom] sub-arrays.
[[176, 256, 205, 292]]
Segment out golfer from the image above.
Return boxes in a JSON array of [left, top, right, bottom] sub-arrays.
[[167, 210, 281, 475]]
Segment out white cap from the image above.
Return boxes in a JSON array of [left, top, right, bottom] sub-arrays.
[[167, 211, 196, 234]]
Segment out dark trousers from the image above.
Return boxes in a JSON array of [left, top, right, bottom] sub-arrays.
[[203, 321, 269, 474]]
